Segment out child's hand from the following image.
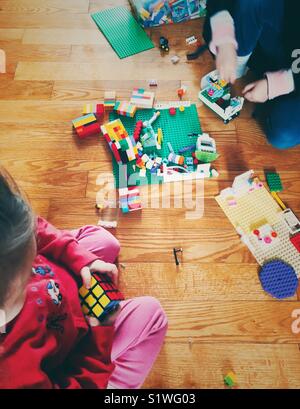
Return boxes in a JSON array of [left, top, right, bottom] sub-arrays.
[[87, 305, 121, 327], [80, 259, 119, 289], [243, 79, 269, 103], [216, 43, 237, 84]]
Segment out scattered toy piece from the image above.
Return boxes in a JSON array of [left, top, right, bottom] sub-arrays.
[[130, 88, 155, 109], [148, 79, 158, 87], [173, 248, 183, 266], [98, 220, 117, 229], [266, 172, 283, 193], [72, 113, 101, 139], [114, 101, 137, 118], [171, 55, 180, 64], [186, 35, 197, 45], [159, 36, 169, 52], [224, 371, 237, 388], [169, 107, 176, 116], [104, 91, 116, 109]]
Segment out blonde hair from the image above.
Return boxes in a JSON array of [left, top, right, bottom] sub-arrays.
[[0, 167, 35, 306]]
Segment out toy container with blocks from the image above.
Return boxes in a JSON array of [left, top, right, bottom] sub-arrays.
[[129, 0, 207, 27]]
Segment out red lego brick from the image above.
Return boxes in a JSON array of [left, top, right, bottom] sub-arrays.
[[96, 104, 105, 117], [290, 233, 300, 253]]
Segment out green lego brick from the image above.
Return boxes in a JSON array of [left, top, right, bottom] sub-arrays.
[[109, 104, 202, 188], [266, 172, 283, 193], [91, 7, 154, 59], [195, 151, 219, 163]]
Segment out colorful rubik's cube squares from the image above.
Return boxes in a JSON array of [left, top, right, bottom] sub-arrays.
[[119, 186, 142, 213], [79, 273, 124, 321], [72, 113, 101, 139], [130, 88, 155, 109], [114, 101, 137, 118], [266, 172, 283, 193], [104, 91, 116, 109], [82, 103, 105, 118], [101, 119, 138, 164]]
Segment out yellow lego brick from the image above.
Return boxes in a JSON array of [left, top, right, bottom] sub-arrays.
[[92, 303, 104, 318], [93, 284, 104, 298], [73, 114, 97, 128], [85, 294, 97, 307], [99, 294, 110, 308], [83, 103, 93, 115]]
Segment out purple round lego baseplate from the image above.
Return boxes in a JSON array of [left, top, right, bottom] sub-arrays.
[[259, 260, 298, 299]]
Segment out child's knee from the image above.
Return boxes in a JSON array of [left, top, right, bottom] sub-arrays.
[[266, 123, 298, 150], [138, 296, 168, 331]]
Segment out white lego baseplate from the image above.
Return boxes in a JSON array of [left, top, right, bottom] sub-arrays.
[[216, 171, 300, 277]]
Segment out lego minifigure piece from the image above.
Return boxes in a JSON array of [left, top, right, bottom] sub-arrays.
[[79, 272, 124, 321], [159, 36, 169, 52], [173, 248, 183, 266]]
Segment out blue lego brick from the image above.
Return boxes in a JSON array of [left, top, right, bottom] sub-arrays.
[[259, 259, 298, 299]]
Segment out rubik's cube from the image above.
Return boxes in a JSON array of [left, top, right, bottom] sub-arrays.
[[72, 113, 101, 139], [79, 273, 124, 321], [114, 101, 137, 118], [130, 88, 155, 109], [82, 103, 105, 118], [101, 119, 138, 164], [104, 91, 116, 109], [119, 186, 142, 213]]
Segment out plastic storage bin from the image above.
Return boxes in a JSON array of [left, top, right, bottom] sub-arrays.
[[129, 0, 206, 28]]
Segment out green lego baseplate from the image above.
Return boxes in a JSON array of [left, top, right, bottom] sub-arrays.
[[91, 7, 155, 59], [109, 104, 202, 188], [266, 172, 283, 193]]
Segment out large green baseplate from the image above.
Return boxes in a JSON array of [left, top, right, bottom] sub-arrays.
[[109, 104, 202, 188], [91, 7, 155, 59]]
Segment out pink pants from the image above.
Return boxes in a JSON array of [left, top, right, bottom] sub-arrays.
[[71, 225, 168, 389]]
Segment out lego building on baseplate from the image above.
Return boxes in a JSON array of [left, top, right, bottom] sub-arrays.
[[199, 70, 244, 124], [216, 171, 300, 299]]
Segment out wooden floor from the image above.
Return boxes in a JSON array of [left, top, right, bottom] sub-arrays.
[[1, 0, 300, 389]]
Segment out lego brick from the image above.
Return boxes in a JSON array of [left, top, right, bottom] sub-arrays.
[[259, 260, 298, 299], [130, 88, 155, 109], [79, 272, 124, 321], [290, 233, 300, 253], [114, 101, 137, 118], [72, 113, 97, 128], [266, 172, 283, 193], [91, 7, 154, 59], [110, 104, 202, 187]]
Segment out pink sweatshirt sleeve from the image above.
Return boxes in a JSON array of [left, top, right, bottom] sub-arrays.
[[265, 70, 295, 100], [209, 11, 238, 55]]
